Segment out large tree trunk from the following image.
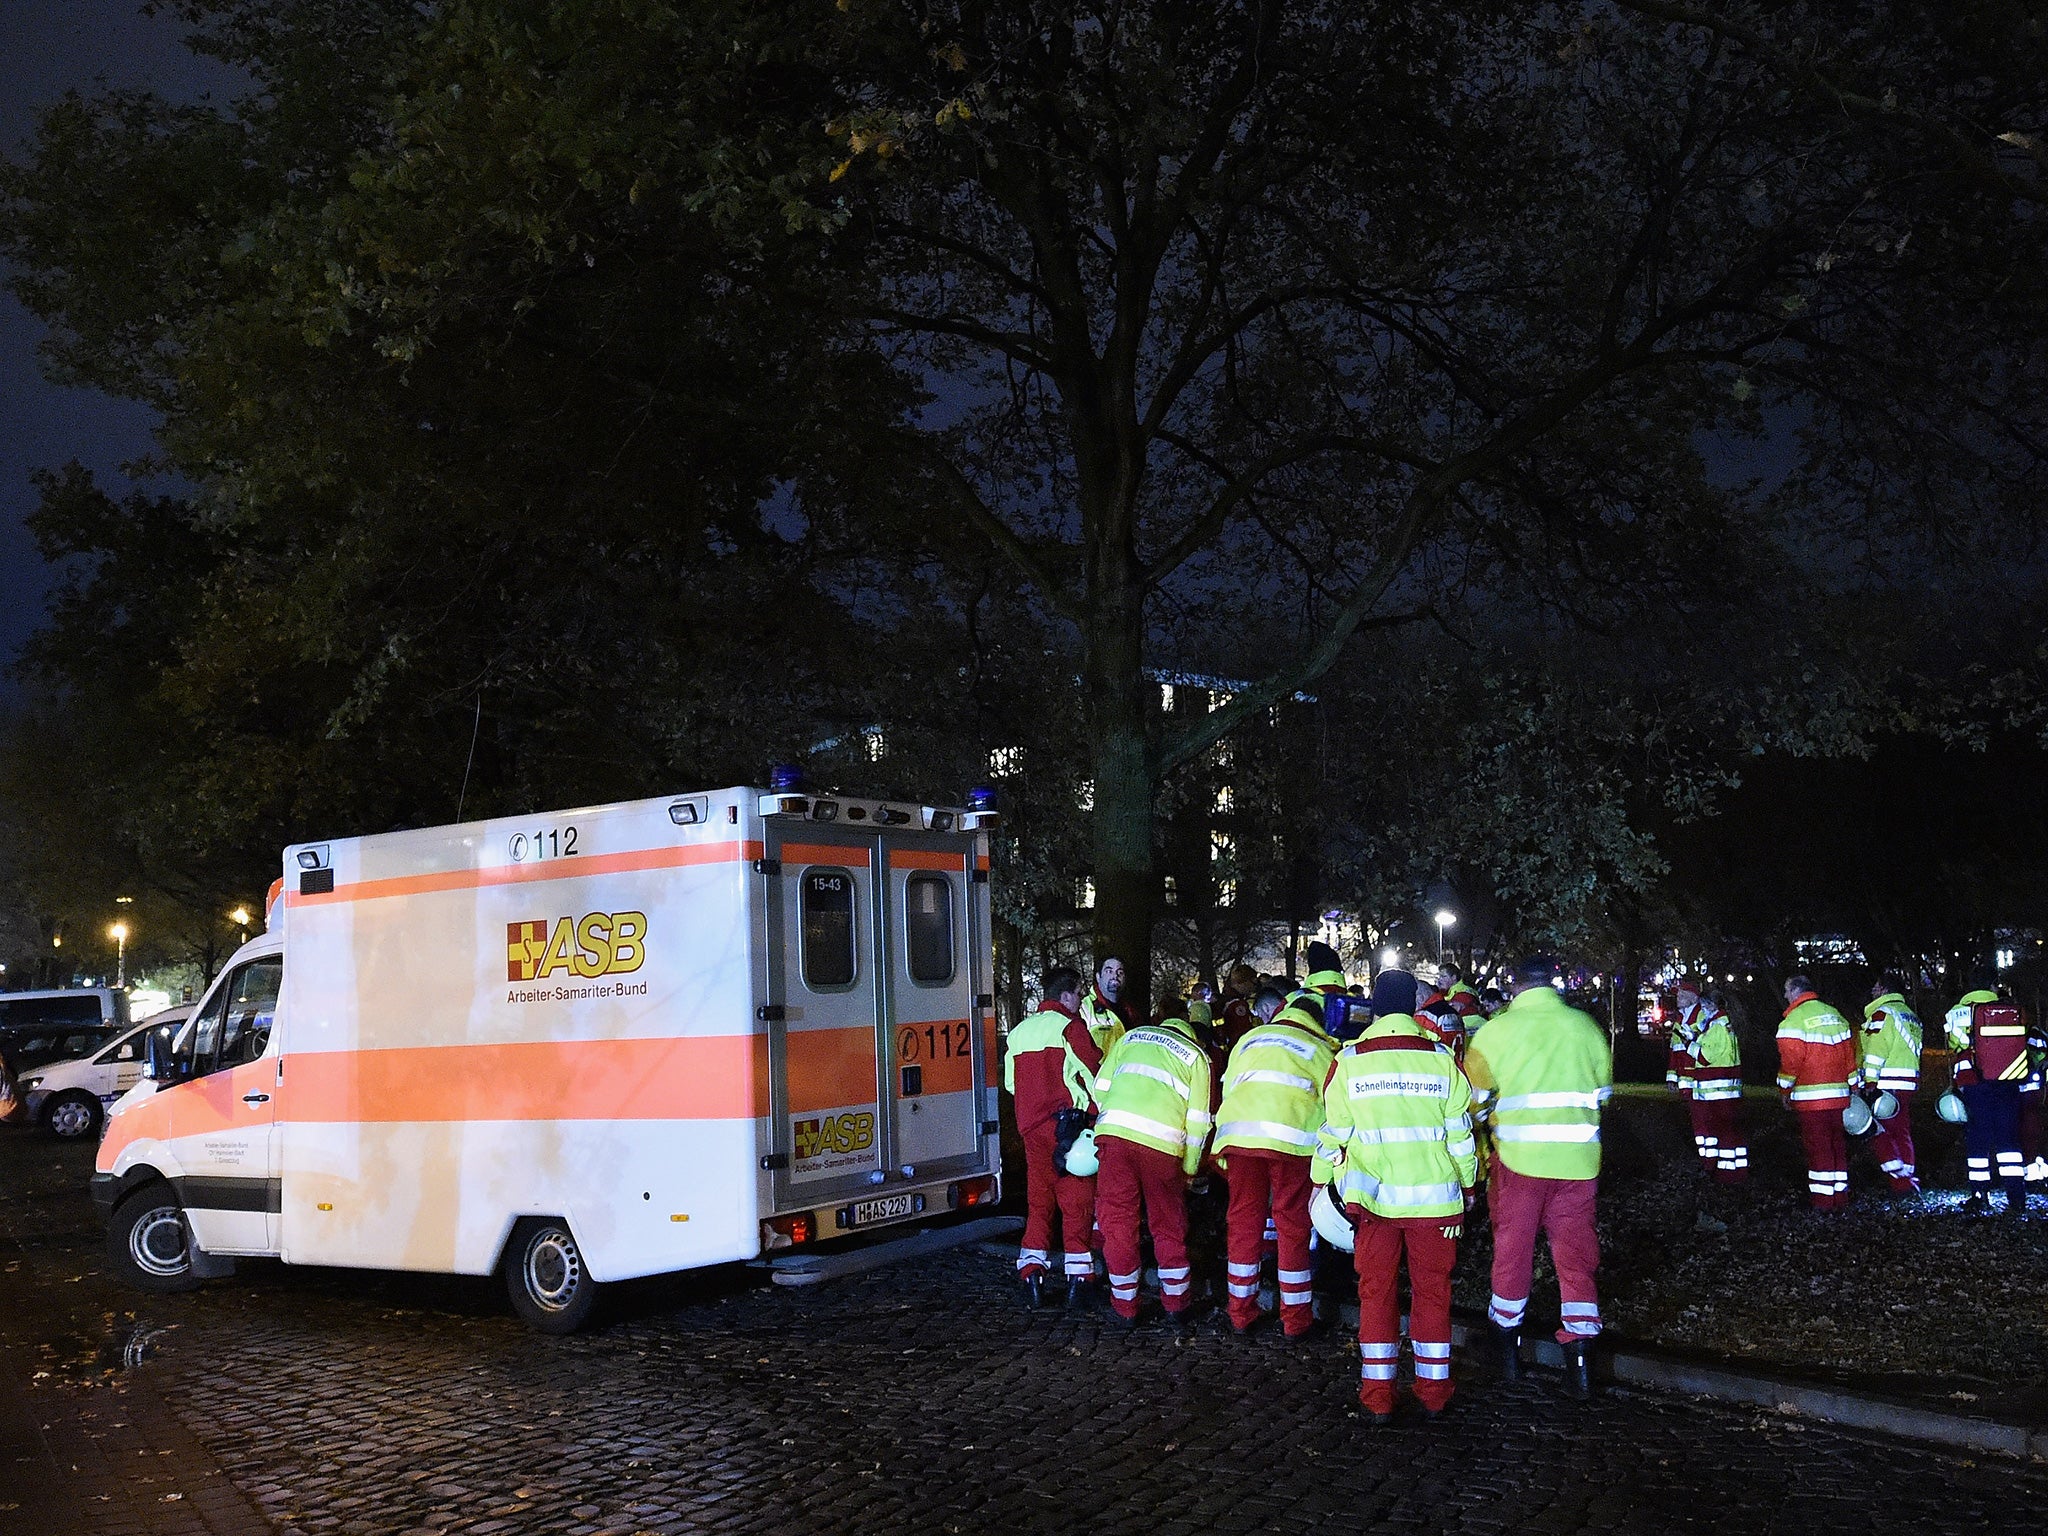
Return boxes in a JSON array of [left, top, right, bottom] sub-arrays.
[[1086, 579, 1155, 1017]]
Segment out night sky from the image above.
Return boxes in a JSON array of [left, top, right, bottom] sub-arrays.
[[0, 1, 240, 692]]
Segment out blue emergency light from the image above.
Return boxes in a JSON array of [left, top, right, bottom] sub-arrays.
[[967, 786, 998, 811], [770, 764, 804, 794]]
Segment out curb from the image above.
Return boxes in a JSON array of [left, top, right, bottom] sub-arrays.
[[969, 1240, 2046, 1459]]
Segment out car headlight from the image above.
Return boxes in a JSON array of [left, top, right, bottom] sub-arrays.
[[19, 1075, 43, 1091]]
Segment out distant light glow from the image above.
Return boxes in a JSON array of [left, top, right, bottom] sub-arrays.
[[1434, 910, 1457, 928], [1380, 948, 1400, 969]]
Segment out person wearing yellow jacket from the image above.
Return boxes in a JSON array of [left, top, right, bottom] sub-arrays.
[[1861, 973, 1923, 1195], [1672, 980, 1747, 1188], [1466, 957, 1613, 1398], [1092, 1010, 1214, 1323], [1313, 969, 1477, 1422], [1079, 956, 1134, 1057], [1213, 985, 1334, 1337]]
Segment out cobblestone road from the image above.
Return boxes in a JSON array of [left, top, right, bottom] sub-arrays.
[[4, 1132, 2046, 1536]]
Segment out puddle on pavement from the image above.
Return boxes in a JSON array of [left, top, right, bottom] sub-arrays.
[[100, 1321, 172, 1371]]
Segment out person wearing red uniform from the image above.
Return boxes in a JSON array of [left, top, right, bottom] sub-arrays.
[[1001, 967, 1103, 1307], [1775, 975, 1861, 1211], [1315, 968, 1478, 1421], [1466, 956, 1614, 1399], [1214, 984, 1328, 1338]]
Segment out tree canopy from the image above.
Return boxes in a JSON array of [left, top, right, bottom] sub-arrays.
[[3, 1, 2045, 996]]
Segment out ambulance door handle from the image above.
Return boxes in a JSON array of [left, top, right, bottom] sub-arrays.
[[242, 1093, 270, 1104]]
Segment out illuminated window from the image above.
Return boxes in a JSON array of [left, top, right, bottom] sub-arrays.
[[1077, 779, 1094, 811], [1214, 784, 1233, 814], [987, 745, 1023, 777], [1217, 879, 1238, 909], [863, 729, 887, 762], [1160, 684, 1176, 711], [1075, 877, 1095, 910], [1210, 690, 1235, 711], [1163, 875, 1178, 907], [1211, 830, 1235, 864]]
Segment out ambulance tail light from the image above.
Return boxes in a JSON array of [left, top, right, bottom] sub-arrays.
[[762, 1213, 814, 1249], [949, 1176, 997, 1210]]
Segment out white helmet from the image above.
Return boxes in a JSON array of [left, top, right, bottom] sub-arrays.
[[1937, 1090, 1968, 1125], [1842, 1095, 1874, 1136], [1872, 1090, 1900, 1121], [1063, 1127, 1099, 1177], [1309, 1184, 1356, 1252]]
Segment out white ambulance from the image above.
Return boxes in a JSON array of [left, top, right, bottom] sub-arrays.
[[93, 783, 1003, 1331]]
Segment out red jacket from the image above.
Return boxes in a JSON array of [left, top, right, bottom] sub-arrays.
[[1004, 1000, 1104, 1135]]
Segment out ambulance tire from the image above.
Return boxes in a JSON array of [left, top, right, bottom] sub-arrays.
[[109, 1186, 205, 1293], [505, 1216, 600, 1334]]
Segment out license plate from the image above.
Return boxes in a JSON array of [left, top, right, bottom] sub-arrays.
[[850, 1194, 914, 1227]]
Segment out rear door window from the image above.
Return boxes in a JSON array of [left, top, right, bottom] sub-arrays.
[[800, 868, 858, 990], [905, 873, 955, 985]]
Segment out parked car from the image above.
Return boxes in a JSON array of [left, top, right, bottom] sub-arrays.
[[0, 987, 129, 1081], [20, 1007, 193, 1141]]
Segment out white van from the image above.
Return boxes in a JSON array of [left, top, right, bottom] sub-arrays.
[[94, 784, 1003, 1330], [19, 1007, 193, 1140]]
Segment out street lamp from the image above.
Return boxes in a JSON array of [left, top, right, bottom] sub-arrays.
[[108, 922, 129, 988], [1379, 947, 1400, 970], [230, 906, 252, 943], [1434, 909, 1456, 963]]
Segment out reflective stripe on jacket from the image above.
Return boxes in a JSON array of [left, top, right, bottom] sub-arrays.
[[1464, 986, 1613, 1181], [1861, 993, 1922, 1092], [1213, 1016, 1337, 1158], [1775, 994, 1860, 1109], [1311, 1016, 1475, 1220], [1093, 1016, 1214, 1175], [1942, 990, 1997, 1084], [1679, 1002, 1742, 1102]]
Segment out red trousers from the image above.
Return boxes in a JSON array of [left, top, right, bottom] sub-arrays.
[[1795, 1107, 1850, 1209], [1095, 1135, 1192, 1317], [1222, 1150, 1315, 1334], [1686, 1094, 1748, 1185], [1018, 1120, 1098, 1279], [1487, 1161, 1600, 1344], [1868, 1090, 1918, 1193], [1354, 1212, 1458, 1414]]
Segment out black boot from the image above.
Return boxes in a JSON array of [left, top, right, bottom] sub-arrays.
[[1022, 1273, 1044, 1309], [1491, 1323, 1522, 1381], [1065, 1277, 1093, 1309], [2007, 1185, 2031, 1219], [1564, 1340, 1595, 1400]]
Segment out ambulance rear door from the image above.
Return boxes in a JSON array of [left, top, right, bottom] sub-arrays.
[[879, 833, 993, 1183], [762, 825, 889, 1210]]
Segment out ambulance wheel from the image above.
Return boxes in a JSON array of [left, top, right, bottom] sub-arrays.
[[43, 1091, 103, 1141], [109, 1186, 204, 1293], [505, 1216, 599, 1333]]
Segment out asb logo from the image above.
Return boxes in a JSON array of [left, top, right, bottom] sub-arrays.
[[507, 912, 648, 982], [793, 1112, 875, 1161]]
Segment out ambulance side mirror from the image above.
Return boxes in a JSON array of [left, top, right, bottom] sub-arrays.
[[144, 1024, 187, 1084]]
